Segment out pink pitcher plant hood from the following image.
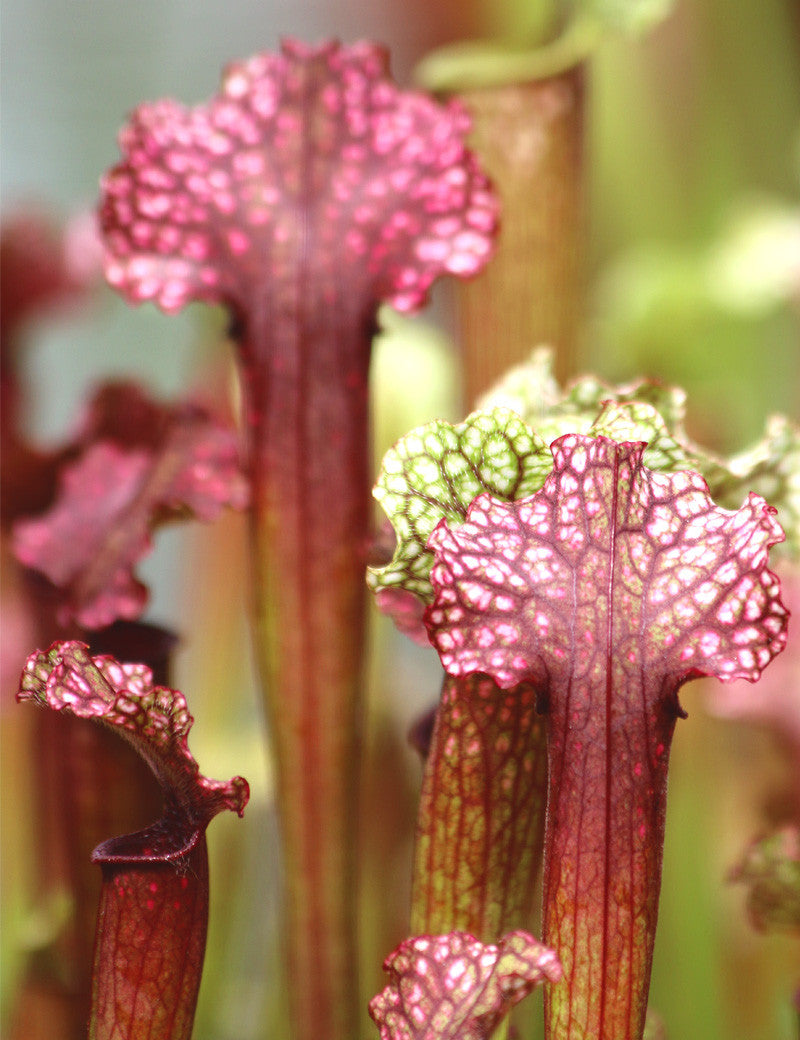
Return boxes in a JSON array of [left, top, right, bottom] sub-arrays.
[[18, 640, 248, 1040], [98, 39, 498, 1040], [100, 38, 496, 322], [366, 394, 702, 951], [370, 929, 561, 1040], [368, 363, 795, 1039], [425, 434, 786, 690], [12, 382, 248, 629], [424, 433, 787, 1039]]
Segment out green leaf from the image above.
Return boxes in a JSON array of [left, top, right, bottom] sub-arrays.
[[476, 346, 688, 440], [480, 347, 800, 559], [368, 408, 551, 604], [580, 0, 674, 35], [589, 399, 691, 472]]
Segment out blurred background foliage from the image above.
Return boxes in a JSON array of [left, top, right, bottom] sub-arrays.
[[2, 1, 798, 1038]]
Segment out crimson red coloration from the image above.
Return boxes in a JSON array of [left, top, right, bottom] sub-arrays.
[[13, 393, 247, 628], [370, 928, 561, 1040], [426, 434, 787, 1040], [18, 641, 248, 1040], [98, 39, 497, 1039], [90, 836, 210, 1040]]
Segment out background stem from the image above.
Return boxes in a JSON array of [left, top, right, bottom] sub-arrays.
[[238, 301, 373, 1040], [543, 680, 676, 1040], [425, 60, 586, 403]]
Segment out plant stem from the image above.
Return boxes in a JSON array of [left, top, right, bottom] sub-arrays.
[[237, 295, 374, 1040], [543, 677, 678, 1040], [89, 837, 210, 1040], [411, 673, 547, 940], [455, 65, 586, 401], [417, 36, 588, 401], [9, 623, 169, 1040]]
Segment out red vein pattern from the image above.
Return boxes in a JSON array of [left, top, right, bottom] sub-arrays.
[[99, 39, 497, 1040], [18, 642, 248, 1040], [89, 841, 209, 1040], [411, 673, 547, 943], [370, 929, 561, 1040], [425, 434, 788, 1039]]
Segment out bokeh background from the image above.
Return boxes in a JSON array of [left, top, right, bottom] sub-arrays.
[[2, 1, 798, 1038]]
